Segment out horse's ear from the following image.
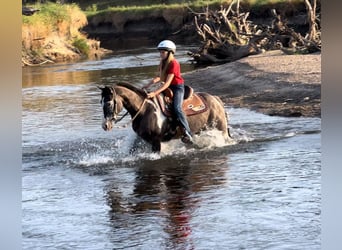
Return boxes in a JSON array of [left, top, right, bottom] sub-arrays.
[[97, 85, 105, 91], [110, 86, 116, 95]]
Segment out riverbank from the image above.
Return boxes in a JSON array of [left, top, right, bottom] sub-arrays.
[[22, 1, 317, 65], [83, 1, 311, 49], [184, 50, 321, 117], [22, 3, 112, 66]]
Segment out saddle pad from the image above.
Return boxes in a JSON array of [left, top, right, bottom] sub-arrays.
[[156, 93, 208, 117]]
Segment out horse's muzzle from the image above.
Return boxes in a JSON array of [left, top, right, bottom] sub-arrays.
[[102, 119, 113, 131]]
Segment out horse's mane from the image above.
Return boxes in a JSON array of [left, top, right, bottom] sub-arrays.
[[115, 82, 146, 97]]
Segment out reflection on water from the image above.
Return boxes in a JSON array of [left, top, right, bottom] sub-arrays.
[[22, 64, 155, 88], [22, 67, 100, 87], [104, 155, 229, 249], [22, 45, 197, 88]]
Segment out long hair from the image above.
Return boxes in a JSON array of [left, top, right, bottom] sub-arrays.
[[159, 52, 174, 82]]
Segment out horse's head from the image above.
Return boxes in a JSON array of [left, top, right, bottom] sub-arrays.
[[99, 86, 123, 131]]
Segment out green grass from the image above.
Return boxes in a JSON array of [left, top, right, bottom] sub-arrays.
[[79, 0, 228, 10], [82, 0, 304, 19], [72, 38, 90, 56], [23, 2, 71, 26], [23, 0, 306, 21], [22, 2, 90, 59], [84, 3, 183, 16]]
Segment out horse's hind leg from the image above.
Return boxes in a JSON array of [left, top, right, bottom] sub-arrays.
[[215, 111, 231, 141], [211, 95, 231, 140]]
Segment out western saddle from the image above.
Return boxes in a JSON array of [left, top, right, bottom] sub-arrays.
[[156, 85, 208, 117]]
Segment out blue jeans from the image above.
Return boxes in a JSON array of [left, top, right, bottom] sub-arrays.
[[169, 84, 192, 135]]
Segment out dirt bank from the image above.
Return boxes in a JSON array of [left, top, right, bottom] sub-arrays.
[[184, 50, 321, 117], [22, 3, 112, 66]]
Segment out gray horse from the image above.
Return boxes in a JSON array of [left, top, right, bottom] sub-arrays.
[[99, 82, 231, 152]]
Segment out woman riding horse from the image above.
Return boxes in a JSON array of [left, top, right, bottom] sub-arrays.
[[100, 42, 231, 152], [142, 40, 193, 144]]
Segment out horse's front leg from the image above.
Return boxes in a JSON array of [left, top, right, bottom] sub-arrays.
[[129, 136, 148, 155], [151, 139, 161, 153]]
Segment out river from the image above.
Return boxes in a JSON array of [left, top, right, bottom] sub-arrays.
[[22, 45, 321, 249]]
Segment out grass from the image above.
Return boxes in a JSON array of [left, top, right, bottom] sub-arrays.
[[22, 1, 306, 21], [22, 2, 90, 60], [79, 0, 228, 10], [72, 38, 90, 56], [22, 2, 87, 34], [78, 0, 292, 10], [82, 0, 304, 18], [23, 2, 70, 26], [85, 3, 182, 17]]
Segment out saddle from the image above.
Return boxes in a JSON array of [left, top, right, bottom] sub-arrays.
[[156, 85, 208, 117]]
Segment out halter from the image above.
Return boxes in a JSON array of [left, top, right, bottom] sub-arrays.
[[101, 91, 119, 122], [103, 90, 148, 128]]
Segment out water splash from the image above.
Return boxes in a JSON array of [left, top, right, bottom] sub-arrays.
[[192, 129, 236, 148], [79, 155, 115, 167], [73, 129, 238, 166]]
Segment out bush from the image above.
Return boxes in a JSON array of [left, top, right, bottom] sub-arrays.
[[72, 38, 90, 56], [22, 2, 91, 62]]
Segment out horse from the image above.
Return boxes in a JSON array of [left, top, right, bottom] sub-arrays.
[[99, 82, 231, 152]]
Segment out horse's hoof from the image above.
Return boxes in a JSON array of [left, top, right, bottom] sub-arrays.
[[181, 134, 193, 144]]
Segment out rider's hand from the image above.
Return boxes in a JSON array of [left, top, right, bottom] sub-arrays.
[[147, 92, 156, 99]]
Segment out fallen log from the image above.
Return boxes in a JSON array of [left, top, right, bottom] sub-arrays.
[[22, 58, 54, 67], [187, 0, 321, 65], [22, 6, 40, 16]]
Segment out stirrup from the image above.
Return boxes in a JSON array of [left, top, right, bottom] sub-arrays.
[[181, 132, 193, 144]]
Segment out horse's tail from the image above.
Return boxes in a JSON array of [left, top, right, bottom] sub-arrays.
[[213, 95, 224, 106], [214, 95, 232, 140]]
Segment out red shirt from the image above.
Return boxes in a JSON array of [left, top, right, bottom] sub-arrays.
[[167, 59, 184, 85]]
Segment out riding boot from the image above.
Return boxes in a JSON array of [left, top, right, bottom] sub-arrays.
[[181, 128, 193, 144]]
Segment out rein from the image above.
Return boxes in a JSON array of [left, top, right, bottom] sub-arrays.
[[114, 111, 129, 124], [114, 98, 148, 128]]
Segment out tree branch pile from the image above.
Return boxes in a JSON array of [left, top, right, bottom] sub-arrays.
[[187, 0, 321, 65]]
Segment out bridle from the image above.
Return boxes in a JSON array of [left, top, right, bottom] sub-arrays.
[[101, 93, 120, 123], [101, 87, 148, 127]]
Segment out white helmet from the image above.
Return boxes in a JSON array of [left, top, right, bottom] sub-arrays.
[[157, 40, 176, 54]]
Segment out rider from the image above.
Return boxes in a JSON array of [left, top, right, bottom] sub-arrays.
[[142, 40, 193, 144]]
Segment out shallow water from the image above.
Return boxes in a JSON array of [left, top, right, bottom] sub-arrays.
[[22, 46, 321, 249]]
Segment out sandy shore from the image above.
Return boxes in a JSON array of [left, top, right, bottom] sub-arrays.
[[184, 50, 321, 117]]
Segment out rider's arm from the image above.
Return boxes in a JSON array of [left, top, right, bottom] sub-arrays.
[[147, 74, 173, 98], [142, 76, 161, 90]]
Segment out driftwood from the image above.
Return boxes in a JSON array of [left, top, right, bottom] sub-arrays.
[[188, 0, 321, 64], [22, 6, 40, 16], [22, 58, 53, 66]]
